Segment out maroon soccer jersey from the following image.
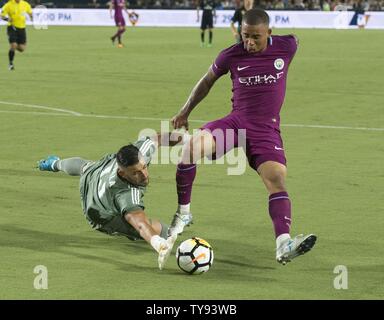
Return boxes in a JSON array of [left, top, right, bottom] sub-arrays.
[[203, 35, 298, 168], [113, 0, 126, 26], [113, 0, 124, 18], [211, 35, 298, 126]]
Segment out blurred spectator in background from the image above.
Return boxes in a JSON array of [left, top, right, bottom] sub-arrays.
[[230, 0, 253, 43], [334, 0, 349, 10], [88, 0, 101, 8], [321, 0, 331, 10], [274, 0, 286, 9]]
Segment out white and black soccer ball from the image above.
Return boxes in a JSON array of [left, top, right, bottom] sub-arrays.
[[176, 237, 214, 275]]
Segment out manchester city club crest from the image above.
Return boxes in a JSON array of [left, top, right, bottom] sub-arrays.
[[274, 58, 284, 70]]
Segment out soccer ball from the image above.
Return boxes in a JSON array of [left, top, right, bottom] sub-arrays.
[[176, 237, 214, 275]]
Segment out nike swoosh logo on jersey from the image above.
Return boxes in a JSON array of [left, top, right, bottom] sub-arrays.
[[237, 66, 250, 71], [274, 146, 284, 151]]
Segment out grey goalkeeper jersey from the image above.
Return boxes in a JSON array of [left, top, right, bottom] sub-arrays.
[[79, 137, 156, 228]]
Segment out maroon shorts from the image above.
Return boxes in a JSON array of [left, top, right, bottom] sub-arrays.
[[115, 17, 126, 27], [201, 112, 287, 171]]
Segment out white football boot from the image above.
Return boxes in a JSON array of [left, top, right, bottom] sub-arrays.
[[276, 234, 317, 265], [168, 212, 193, 237], [158, 234, 177, 270]]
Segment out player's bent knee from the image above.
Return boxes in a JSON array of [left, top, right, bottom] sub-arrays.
[[192, 132, 215, 162], [181, 133, 202, 163], [181, 131, 215, 164], [263, 172, 286, 191], [180, 139, 194, 164], [258, 162, 287, 191]]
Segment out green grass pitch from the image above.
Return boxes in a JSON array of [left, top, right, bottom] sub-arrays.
[[0, 26, 383, 299]]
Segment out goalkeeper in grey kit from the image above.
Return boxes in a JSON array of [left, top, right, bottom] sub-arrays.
[[38, 133, 185, 270]]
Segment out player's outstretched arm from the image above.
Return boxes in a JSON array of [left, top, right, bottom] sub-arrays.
[[125, 210, 159, 244], [109, 2, 114, 18], [172, 67, 219, 130], [124, 210, 177, 268], [124, 1, 130, 17]]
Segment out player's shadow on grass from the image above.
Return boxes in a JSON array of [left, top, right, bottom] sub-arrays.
[[0, 224, 159, 273], [167, 238, 277, 282], [0, 225, 278, 280], [210, 239, 275, 270]]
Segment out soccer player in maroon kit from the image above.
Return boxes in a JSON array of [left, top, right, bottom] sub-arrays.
[[109, 0, 130, 48], [169, 9, 317, 265]]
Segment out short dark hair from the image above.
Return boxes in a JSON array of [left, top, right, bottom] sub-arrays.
[[116, 144, 140, 168], [243, 8, 270, 26]]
